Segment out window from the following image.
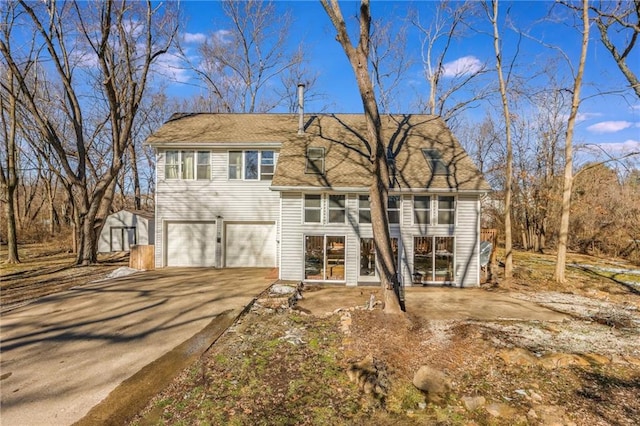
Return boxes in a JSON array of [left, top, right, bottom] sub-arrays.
[[305, 235, 345, 281], [437, 196, 455, 225], [229, 150, 274, 180], [228, 151, 242, 179], [358, 195, 371, 223], [422, 149, 448, 175], [359, 237, 398, 278], [414, 196, 431, 225], [306, 147, 325, 174], [165, 151, 179, 179], [165, 150, 209, 180], [260, 151, 274, 180], [196, 151, 211, 180], [245, 151, 259, 180], [388, 196, 400, 224], [304, 194, 322, 223], [413, 236, 454, 283], [328, 195, 346, 223]]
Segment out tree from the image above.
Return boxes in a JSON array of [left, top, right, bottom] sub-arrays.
[[184, 0, 311, 113], [555, 0, 590, 283], [413, 1, 491, 125], [0, 0, 178, 265], [0, 56, 20, 262], [485, 0, 514, 279], [320, 0, 402, 313], [590, 0, 640, 99]]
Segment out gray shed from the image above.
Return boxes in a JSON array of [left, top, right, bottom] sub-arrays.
[[98, 209, 155, 253]]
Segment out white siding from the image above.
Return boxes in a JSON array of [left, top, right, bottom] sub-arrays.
[[155, 149, 280, 268], [455, 194, 481, 287]]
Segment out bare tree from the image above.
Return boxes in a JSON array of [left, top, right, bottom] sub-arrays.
[[413, 1, 491, 124], [0, 58, 20, 262], [320, 0, 402, 313], [184, 0, 311, 113], [0, 0, 178, 265], [555, 0, 590, 283], [485, 0, 514, 279], [590, 0, 640, 98]]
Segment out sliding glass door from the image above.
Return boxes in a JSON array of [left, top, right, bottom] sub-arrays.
[[304, 235, 345, 281]]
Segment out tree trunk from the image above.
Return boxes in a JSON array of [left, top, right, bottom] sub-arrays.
[[129, 142, 141, 210], [2, 68, 20, 263], [321, 0, 402, 313], [555, 0, 589, 283], [488, 0, 513, 278]]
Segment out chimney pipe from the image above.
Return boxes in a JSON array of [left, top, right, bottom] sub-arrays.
[[297, 83, 305, 135]]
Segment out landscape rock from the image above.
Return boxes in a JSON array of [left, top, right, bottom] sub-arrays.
[[270, 284, 297, 295], [534, 405, 571, 426], [412, 365, 451, 402], [498, 347, 538, 366], [539, 353, 590, 369], [485, 402, 517, 418], [461, 395, 486, 411]]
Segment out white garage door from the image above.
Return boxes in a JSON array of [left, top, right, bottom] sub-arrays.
[[225, 222, 276, 267], [166, 221, 217, 267]]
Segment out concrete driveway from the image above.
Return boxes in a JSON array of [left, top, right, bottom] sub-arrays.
[[0, 268, 274, 426]]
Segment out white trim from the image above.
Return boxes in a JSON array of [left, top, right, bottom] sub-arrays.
[[149, 142, 282, 149]]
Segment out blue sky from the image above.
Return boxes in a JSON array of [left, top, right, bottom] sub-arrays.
[[162, 1, 639, 158]]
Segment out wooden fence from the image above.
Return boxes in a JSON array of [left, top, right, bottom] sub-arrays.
[[129, 245, 155, 270]]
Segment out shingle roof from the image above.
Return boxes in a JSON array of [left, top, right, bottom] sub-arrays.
[[146, 113, 491, 192]]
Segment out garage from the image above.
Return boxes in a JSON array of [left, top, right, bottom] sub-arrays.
[[166, 221, 217, 267], [225, 222, 276, 267]]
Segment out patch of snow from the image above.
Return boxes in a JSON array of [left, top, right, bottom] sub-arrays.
[[106, 266, 139, 279]]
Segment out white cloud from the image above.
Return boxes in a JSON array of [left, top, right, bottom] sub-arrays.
[[584, 140, 640, 154], [440, 56, 484, 78], [587, 121, 633, 133], [575, 112, 602, 123], [182, 32, 207, 44], [153, 52, 191, 84]]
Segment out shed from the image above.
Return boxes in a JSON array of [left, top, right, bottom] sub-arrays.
[[98, 209, 155, 253]]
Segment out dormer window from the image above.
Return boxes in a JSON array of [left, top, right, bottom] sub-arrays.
[[422, 149, 448, 175], [306, 147, 325, 174]]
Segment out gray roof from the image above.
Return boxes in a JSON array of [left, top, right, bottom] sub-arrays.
[[146, 113, 490, 192]]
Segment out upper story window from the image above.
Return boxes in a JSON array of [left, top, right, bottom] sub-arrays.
[[304, 194, 322, 223], [422, 149, 448, 175], [388, 195, 401, 224], [328, 195, 346, 223], [306, 147, 325, 174], [359, 194, 401, 224], [437, 196, 455, 225], [228, 150, 275, 180], [414, 195, 431, 225], [413, 195, 456, 225], [165, 150, 210, 180], [358, 195, 371, 223]]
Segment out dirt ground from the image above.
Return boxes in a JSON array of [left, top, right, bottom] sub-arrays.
[[2, 244, 640, 425]]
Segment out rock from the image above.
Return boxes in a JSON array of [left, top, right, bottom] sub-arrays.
[[485, 402, 517, 418], [535, 405, 568, 426], [462, 395, 486, 411], [539, 353, 590, 369], [498, 348, 537, 366], [270, 284, 297, 295], [412, 365, 451, 402], [529, 390, 543, 403], [581, 353, 611, 365]]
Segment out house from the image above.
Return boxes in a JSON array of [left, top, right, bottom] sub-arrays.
[[146, 110, 491, 287], [98, 209, 155, 253]]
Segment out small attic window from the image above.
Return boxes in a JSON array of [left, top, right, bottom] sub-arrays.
[[306, 147, 325, 174], [422, 149, 448, 175]]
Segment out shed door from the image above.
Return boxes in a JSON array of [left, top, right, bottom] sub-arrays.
[[166, 221, 217, 267], [225, 222, 276, 267], [110, 227, 136, 251]]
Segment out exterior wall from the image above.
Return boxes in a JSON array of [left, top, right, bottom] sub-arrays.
[[155, 149, 280, 267], [98, 210, 152, 252], [279, 192, 482, 287]]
